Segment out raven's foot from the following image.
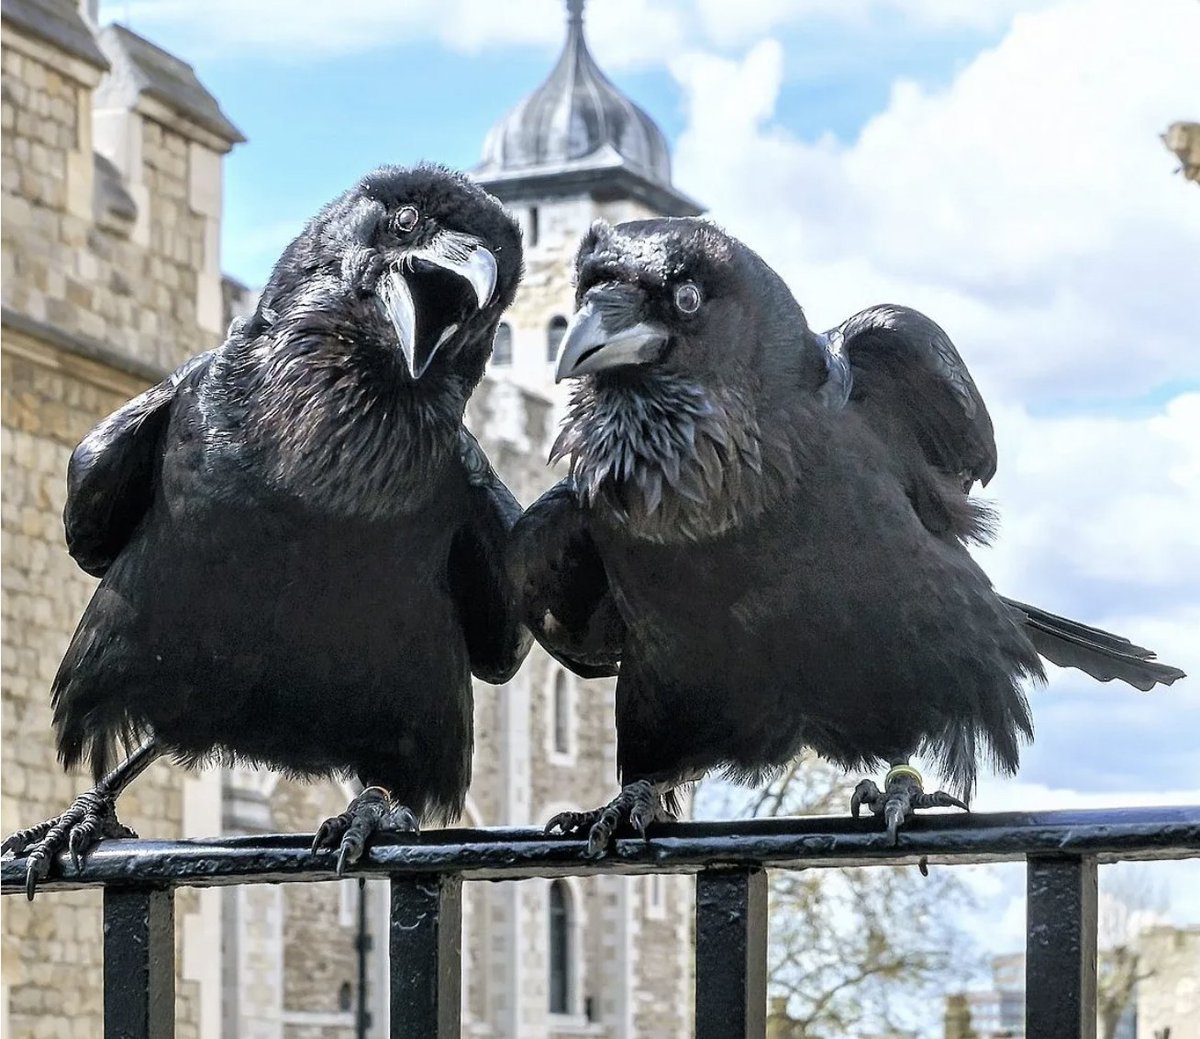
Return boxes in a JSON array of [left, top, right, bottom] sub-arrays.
[[849, 764, 967, 846], [545, 780, 674, 858], [312, 787, 418, 875], [2, 790, 137, 900]]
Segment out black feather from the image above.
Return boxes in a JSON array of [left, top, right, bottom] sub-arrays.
[[48, 164, 529, 823], [514, 217, 1184, 809]]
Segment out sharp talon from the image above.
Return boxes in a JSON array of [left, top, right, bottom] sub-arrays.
[[548, 782, 666, 857], [918, 856, 929, 877], [850, 779, 880, 818], [885, 806, 904, 845], [68, 828, 86, 871], [315, 790, 410, 868], [585, 829, 610, 858], [312, 818, 340, 854], [389, 806, 418, 833], [25, 862, 37, 901]]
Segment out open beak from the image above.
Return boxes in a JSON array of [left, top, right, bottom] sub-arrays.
[[377, 232, 498, 379], [555, 286, 670, 383]]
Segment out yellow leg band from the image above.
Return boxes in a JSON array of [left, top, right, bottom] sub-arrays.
[[884, 764, 924, 788]]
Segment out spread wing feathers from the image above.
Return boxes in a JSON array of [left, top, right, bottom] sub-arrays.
[[826, 304, 997, 491], [64, 352, 212, 578], [1001, 596, 1186, 691], [448, 430, 534, 685], [506, 478, 625, 679]]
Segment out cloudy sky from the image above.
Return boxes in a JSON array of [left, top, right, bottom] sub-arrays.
[[103, 0, 1198, 986]]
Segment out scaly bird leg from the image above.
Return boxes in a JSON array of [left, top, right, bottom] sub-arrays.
[[850, 762, 967, 846], [312, 787, 418, 875], [545, 779, 675, 858], [2, 740, 161, 899]]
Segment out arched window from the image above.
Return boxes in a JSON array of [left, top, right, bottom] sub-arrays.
[[646, 874, 666, 920], [492, 322, 513, 366], [547, 315, 568, 362], [528, 206, 540, 248], [548, 880, 572, 1014], [553, 670, 570, 755]]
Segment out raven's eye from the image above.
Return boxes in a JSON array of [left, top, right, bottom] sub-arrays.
[[394, 206, 419, 233], [674, 282, 702, 314]]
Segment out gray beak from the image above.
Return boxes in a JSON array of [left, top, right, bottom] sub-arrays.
[[555, 287, 670, 383], [377, 232, 499, 379]]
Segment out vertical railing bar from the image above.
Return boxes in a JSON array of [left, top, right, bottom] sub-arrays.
[[695, 867, 768, 1039], [103, 885, 175, 1039], [389, 872, 462, 1039], [1026, 854, 1098, 1039]]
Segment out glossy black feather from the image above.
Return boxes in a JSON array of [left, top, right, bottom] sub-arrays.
[[51, 164, 529, 822], [516, 218, 1183, 803], [1001, 596, 1185, 691], [64, 352, 212, 577]]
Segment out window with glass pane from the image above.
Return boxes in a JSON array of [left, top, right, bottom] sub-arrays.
[[553, 670, 570, 755], [548, 880, 571, 1014], [493, 322, 513, 365], [547, 316, 568, 362]]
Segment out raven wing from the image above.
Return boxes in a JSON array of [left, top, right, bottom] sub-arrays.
[[506, 477, 625, 679], [64, 352, 212, 578], [824, 304, 997, 491], [448, 430, 534, 684], [820, 305, 996, 541]]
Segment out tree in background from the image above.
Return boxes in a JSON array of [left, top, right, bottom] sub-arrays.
[[705, 756, 976, 1039], [1097, 864, 1168, 1039]]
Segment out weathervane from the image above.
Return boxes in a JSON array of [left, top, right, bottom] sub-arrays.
[[567, 0, 585, 28]]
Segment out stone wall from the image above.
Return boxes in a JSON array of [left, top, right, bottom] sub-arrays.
[[2, 37, 219, 375], [1136, 926, 1200, 1039], [0, 342, 201, 1039], [1, 10, 235, 1038]]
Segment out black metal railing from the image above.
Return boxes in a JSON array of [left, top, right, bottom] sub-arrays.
[[4, 805, 1199, 1039]]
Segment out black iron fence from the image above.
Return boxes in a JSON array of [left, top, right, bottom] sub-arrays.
[[3, 805, 1198, 1039]]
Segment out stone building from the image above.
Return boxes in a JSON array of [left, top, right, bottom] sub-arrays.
[[1, 1, 697, 1037], [942, 933, 1200, 1039], [1135, 926, 1199, 1039]]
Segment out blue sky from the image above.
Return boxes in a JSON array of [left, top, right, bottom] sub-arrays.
[[101, 1, 1007, 288]]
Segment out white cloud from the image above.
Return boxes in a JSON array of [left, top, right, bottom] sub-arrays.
[[104, 0, 1064, 65], [670, 0, 1200, 402], [669, 0, 1199, 810], [977, 394, 1200, 605]]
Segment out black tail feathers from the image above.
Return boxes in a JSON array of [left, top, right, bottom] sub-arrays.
[[1001, 596, 1186, 692]]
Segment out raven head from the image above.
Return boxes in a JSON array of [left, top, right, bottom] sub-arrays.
[[551, 219, 818, 540], [556, 218, 809, 392], [259, 164, 522, 381]]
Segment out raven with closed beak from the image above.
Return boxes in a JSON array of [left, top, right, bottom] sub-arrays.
[[3, 165, 530, 895], [509, 218, 1185, 853]]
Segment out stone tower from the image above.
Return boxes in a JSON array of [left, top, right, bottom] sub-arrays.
[[473, 0, 703, 405]]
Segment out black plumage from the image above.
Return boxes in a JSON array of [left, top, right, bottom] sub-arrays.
[[4, 164, 530, 891], [509, 218, 1185, 851]]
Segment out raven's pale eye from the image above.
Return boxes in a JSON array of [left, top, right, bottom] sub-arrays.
[[674, 282, 702, 314], [395, 206, 419, 233]]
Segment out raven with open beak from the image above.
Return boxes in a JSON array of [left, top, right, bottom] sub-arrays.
[[2, 165, 531, 894]]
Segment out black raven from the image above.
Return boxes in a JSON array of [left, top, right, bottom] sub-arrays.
[[509, 218, 1185, 852], [3, 164, 530, 894]]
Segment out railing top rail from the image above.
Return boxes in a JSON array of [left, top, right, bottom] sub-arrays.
[[4, 805, 1197, 895]]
